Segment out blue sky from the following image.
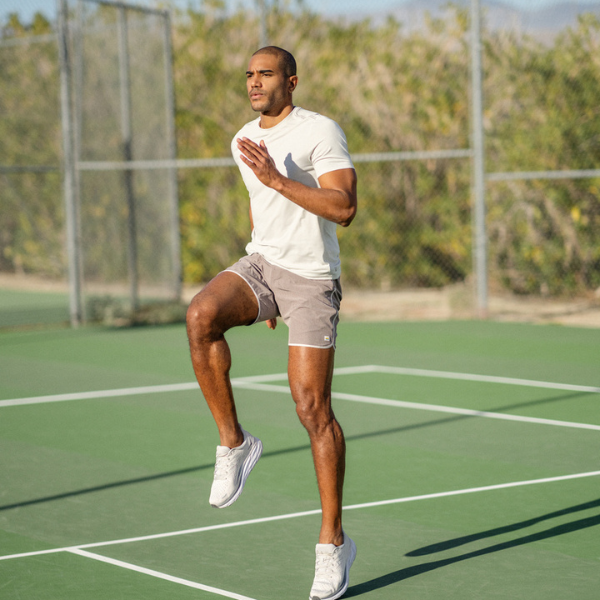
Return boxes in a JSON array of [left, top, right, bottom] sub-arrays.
[[2, 0, 599, 24]]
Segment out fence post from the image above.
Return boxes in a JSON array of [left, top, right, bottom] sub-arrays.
[[117, 5, 139, 313], [162, 11, 182, 302], [470, 0, 488, 318], [256, 0, 268, 47], [57, 0, 83, 327]]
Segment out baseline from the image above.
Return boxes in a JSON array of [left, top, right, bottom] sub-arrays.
[[2, 469, 599, 563]]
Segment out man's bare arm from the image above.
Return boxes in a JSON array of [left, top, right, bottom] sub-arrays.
[[237, 137, 357, 227]]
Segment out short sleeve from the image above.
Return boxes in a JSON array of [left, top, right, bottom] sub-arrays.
[[310, 118, 355, 179]]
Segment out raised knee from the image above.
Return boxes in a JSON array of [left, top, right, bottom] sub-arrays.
[[186, 295, 221, 339]]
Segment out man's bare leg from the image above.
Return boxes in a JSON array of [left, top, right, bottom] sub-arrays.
[[186, 272, 259, 448], [288, 345, 345, 546]]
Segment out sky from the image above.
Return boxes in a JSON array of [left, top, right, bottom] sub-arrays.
[[2, 0, 600, 25]]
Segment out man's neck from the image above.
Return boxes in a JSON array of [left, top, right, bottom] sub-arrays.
[[259, 104, 295, 129]]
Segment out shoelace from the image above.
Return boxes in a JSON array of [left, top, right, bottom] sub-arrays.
[[314, 549, 340, 578], [213, 452, 233, 480]]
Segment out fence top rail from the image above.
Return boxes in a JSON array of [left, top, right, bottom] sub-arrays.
[[76, 149, 475, 171], [76, 157, 600, 180], [352, 149, 473, 163], [487, 169, 600, 182], [76, 158, 236, 170]]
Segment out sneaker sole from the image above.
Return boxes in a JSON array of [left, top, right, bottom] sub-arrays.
[[212, 436, 263, 508], [310, 537, 357, 600]]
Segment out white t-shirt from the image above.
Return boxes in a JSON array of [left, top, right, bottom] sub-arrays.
[[231, 107, 354, 280]]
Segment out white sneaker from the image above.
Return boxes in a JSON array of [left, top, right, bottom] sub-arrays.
[[209, 427, 262, 508], [309, 532, 357, 600]]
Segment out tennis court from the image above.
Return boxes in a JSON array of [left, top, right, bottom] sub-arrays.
[[1, 320, 599, 599]]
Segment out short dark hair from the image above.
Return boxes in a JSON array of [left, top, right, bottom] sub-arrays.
[[252, 46, 296, 78]]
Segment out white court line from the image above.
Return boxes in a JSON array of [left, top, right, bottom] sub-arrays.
[[69, 549, 259, 600], [0, 382, 199, 408], [332, 391, 600, 431], [0, 509, 323, 562], [232, 381, 600, 431], [63, 465, 595, 600], [365, 365, 600, 394], [3, 367, 599, 430], [343, 469, 600, 510], [0, 365, 600, 408], [2, 469, 600, 563], [0, 373, 286, 408], [1, 364, 598, 408]]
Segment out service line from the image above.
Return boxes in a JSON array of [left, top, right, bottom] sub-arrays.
[[231, 381, 600, 431], [2, 469, 599, 563], [1, 364, 598, 409]]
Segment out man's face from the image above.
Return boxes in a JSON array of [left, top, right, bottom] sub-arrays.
[[246, 53, 295, 115]]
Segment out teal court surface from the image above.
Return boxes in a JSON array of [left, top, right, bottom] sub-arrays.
[[1, 320, 599, 599]]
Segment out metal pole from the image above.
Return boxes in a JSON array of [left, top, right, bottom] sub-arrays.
[[162, 11, 182, 302], [57, 0, 83, 327], [257, 0, 268, 47], [117, 6, 139, 313], [470, 0, 488, 318], [73, 0, 86, 322]]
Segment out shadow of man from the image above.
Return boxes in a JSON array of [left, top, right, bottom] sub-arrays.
[[345, 498, 600, 597]]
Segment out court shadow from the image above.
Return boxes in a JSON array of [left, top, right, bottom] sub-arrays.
[[0, 415, 490, 511], [0, 440, 318, 511], [407, 497, 600, 556], [0, 463, 215, 511], [1, 390, 589, 511], [344, 500, 600, 597], [485, 390, 590, 416]]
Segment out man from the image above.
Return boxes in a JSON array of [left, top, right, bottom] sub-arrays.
[[186, 46, 357, 600]]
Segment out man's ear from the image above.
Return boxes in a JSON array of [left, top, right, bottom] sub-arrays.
[[289, 75, 298, 93]]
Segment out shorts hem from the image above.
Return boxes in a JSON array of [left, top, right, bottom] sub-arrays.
[[288, 342, 336, 350]]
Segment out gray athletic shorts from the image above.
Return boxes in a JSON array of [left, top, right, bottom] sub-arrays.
[[225, 253, 342, 348]]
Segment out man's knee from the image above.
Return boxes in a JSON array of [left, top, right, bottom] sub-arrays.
[[187, 272, 259, 341], [295, 393, 334, 435], [186, 293, 223, 340]]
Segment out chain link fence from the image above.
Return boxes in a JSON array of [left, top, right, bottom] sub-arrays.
[[484, 3, 600, 300], [0, 10, 64, 327], [1, 0, 599, 328], [73, 0, 180, 324], [1, 0, 180, 328]]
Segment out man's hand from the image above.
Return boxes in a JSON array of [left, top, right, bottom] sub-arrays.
[[266, 318, 277, 330], [238, 137, 357, 227], [237, 138, 281, 189]]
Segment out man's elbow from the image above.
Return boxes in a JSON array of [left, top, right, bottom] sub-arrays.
[[338, 202, 357, 228]]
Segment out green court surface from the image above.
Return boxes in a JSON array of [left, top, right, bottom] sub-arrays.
[[1, 320, 599, 599], [0, 288, 70, 329]]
